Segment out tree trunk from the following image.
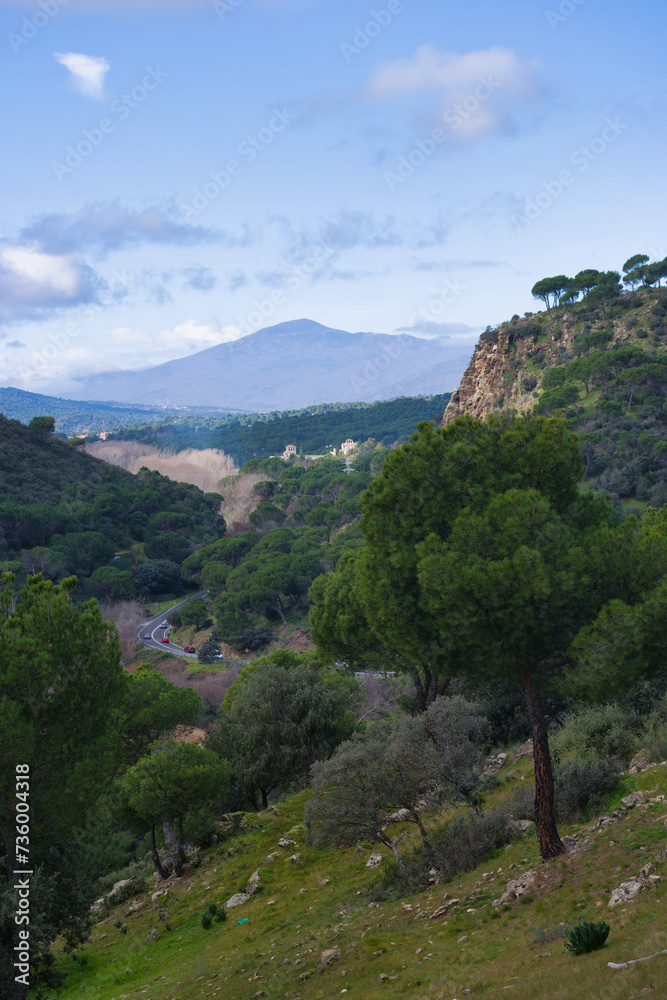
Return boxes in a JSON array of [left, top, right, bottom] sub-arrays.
[[378, 830, 408, 870], [270, 600, 289, 628], [411, 810, 437, 870], [163, 819, 183, 875], [261, 788, 269, 810], [523, 679, 565, 861], [177, 816, 186, 867], [150, 826, 170, 880]]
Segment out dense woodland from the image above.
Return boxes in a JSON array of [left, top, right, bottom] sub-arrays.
[[103, 394, 452, 463], [0, 415, 226, 600]]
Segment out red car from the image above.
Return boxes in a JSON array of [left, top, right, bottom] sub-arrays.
[[183, 646, 196, 654], [161, 636, 170, 643]]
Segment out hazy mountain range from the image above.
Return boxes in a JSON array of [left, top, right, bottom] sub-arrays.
[[68, 320, 473, 411]]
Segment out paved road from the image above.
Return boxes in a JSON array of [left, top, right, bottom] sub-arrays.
[[137, 591, 207, 659], [136, 591, 250, 665]]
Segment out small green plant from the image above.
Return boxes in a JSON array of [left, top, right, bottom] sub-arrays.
[[113, 920, 128, 935], [72, 952, 89, 969], [532, 923, 566, 944], [564, 918, 610, 955], [201, 902, 227, 929]]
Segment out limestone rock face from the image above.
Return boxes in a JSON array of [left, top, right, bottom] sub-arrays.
[[608, 880, 644, 907], [492, 869, 537, 907], [225, 892, 250, 909]]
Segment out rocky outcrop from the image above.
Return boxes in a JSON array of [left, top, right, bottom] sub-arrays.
[[443, 317, 578, 423]]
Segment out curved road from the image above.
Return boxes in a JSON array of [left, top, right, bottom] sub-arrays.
[[137, 591, 250, 665], [137, 591, 207, 659]]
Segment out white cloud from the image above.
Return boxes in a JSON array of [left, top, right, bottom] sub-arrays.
[[0, 244, 95, 321], [55, 52, 110, 99], [109, 319, 243, 365], [367, 44, 540, 101], [364, 45, 546, 145]]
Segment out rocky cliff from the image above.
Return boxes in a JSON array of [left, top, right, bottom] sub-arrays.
[[442, 290, 664, 425]]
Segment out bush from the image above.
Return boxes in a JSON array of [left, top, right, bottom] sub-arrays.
[[371, 809, 513, 900], [564, 918, 610, 955], [106, 876, 148, 907], [550, 703, 641, 766], [553, 756, 621, 822], [236, 625, 274, 652], [201, 902, 227, 929]]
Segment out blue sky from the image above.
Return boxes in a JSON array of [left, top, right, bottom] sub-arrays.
[[0, 0, 665, 395]]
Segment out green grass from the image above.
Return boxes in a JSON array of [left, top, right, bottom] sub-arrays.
[[51, 764, 667, 1000]]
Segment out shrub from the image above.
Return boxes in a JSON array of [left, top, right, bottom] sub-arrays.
[[371, 809, 513, 900], [532, 923, 566, 944], [201, 902, 227, 929], [107, 876, 147, 907], [550, 703, 641, 766], [564, 918, 610, 955], [522, 375, 538, 392], [236, 625, 274, 652], [553, 756, 621, 822]]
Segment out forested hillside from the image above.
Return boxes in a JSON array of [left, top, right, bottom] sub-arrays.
[[0, 415, 226, 599], [445, 272, 667, 512], [0, 386, 227, 438], [104, 394, 452, 464]]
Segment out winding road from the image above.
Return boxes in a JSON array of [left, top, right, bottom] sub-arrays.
[[136, 591, 207, 659], [136, 591, 251, 665]]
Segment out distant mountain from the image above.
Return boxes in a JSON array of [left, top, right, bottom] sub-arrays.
[[68, 319, 473, 410], [0, 387, 235, 438]]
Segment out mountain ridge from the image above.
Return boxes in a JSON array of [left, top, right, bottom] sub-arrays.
[[67, 319, 472, 411]]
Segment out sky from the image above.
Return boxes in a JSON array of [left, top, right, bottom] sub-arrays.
[[0, 0, 666, 396]]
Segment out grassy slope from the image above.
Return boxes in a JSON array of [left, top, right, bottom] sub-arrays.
[[54, 758, 667, 1000]]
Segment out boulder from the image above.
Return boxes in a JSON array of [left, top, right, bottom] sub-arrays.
[[482, 752, 508, 775], [608, 880, 644, 907], [430, 898, 460, 918], [515, 739, 534, 759], [247, 871, 262, 895], [125, 899, 145, 916], [151, 889, 174, 910], [145, 928, 161, 942], [621, 791, 648, 809], [492, 869, 537, 908], [289, 853, 302, 864], [278, 837, 296, 848], [386, 808, 411, 823], [320, 949, 341, 966], [225, 892, 250, 909], [366, 854, 383, 869], [628, 750, 655, 774], [509, 819, 535, 834]]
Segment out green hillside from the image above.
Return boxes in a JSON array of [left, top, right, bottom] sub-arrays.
[[105, 394, 452, 464], [52, 758, 667, 1000], [0, 414, 225, 596], [0, 387, 229, 438]]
